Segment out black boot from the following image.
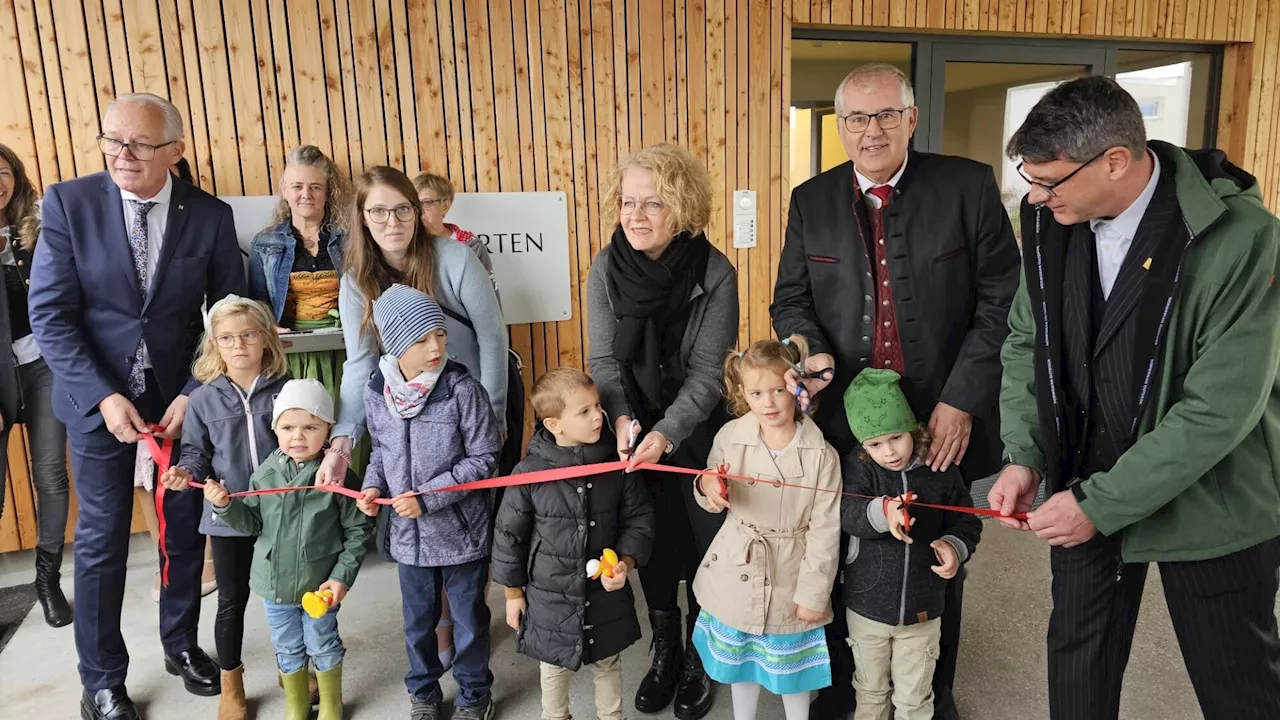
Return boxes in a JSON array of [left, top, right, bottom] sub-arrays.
[[634, 609, 683, 713], [673, 615, 714, 720], [810, 684, 856, 720], [35, 547, 72, 628]]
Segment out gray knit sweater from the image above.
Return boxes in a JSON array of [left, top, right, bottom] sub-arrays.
[[586, 241, 739, 454], [334, 236, 508, 441]]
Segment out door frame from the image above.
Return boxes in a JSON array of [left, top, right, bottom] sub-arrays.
[[791, 29, 1224, 152]]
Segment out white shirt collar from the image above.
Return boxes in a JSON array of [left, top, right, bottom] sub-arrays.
[[855, 154, 908, 195], [120, 172, 174, 206], [1089, 151, 1160, 240]]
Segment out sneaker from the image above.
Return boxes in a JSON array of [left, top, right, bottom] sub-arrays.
[[453, 698, 495, 720], [409, 696, 441, 720]]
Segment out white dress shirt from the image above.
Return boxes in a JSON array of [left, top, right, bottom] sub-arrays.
[[1089, 151, 1160, 300], [120, 172, 174, 367], [855, 155, 909, 208]]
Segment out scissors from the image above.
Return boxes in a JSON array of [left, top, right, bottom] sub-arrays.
[[623, 419, 642, 458], [788, 361, 835, 412]]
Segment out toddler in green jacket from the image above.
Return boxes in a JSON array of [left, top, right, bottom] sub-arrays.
[[204, 379, 371, 720]]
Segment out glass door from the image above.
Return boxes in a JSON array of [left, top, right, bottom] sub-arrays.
[[921, 44, 1107, 240]]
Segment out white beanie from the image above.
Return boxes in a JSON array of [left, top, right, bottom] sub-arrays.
[[272, 379, 336, 428]]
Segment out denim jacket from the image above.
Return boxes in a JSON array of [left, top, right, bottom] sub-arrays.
[[248, 220, 346, 321]]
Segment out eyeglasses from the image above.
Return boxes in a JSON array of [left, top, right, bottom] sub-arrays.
[[215, 330, 263, 348], [364, 205, 417, 224], [840, 108, 913, 133], [97, 135, 178, 161], [620, 198, 666, 217], [1016, 148, 1109, 198], [419, 198, 445, 209]]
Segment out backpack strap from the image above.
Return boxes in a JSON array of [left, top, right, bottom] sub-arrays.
[[439, 303, 475, 332]]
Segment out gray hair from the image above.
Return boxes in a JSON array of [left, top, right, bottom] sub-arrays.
[[834, 64, 915, 116], [1006, 76, 1146, 164], [107, 93, 185, 142]]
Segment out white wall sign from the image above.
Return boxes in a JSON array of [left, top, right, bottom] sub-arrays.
[[219, 192, 572, 326], [445, 192, 571, 325]]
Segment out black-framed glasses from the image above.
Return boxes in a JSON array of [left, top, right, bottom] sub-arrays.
[[364, 205, 417, 224], [215, 330, 263, 348], [840, 108, 913, 133], [97, 135, 177, 161], [1016, 148, 1109, 198], [419, 197, 446, 209]]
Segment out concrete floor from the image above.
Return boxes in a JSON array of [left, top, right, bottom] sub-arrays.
[[0, 527, 1275, 719]]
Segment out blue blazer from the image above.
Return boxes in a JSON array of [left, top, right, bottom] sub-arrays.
[[28, 172, 246, 432]]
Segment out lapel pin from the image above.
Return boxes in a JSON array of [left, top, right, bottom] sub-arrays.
[[1142, 257, 1152, 270], [178, 204, 184, 210]]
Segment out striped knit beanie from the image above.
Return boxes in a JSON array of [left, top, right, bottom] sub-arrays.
[[373, 283, 447, 358]]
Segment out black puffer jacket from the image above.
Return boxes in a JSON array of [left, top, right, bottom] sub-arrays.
[[492, 427, 655, 669], [840, 454, 981, 626]]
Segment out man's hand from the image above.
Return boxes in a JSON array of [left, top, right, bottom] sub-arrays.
[[627, 431, 668, 472], [988, 465, 1040, 531], [316, 437, 353, 486], [697, 473, 730, 511], [391, 492, 424, 519], [356, 488, 382, 517], [203, 479, 231, 508], [506, 596, 526, 631], [783, 353, 836, 413], [318, 579, 348, 606], [927, 402, 972, 472], [886, 495, 914, 543], [159, 466, 195, 492], [931, 540, 960, 579], [156, 395, 190, 440], [100, 393, 149, 444], [601, 559, 629, 592], [1028, 490, 1097, 547], [795, 604, 825, 623]]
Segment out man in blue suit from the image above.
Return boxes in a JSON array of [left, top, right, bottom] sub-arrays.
[[29, 93, 245, 720]]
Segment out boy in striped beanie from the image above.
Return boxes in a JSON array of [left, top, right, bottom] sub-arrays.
[[358, 284, 503, 720]]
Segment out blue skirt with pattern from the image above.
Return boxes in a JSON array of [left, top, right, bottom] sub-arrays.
[[691, 610, 832, 695]]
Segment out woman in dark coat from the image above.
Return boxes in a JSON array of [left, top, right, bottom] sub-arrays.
[[586, 144, 738, 720], [0, 144, 71, 628]]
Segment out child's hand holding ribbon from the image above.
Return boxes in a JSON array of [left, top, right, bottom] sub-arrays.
[[885, 493, 916, 544], [697, 470, 731, 511], [356, 489, 382, 517], [203, 479, 231, 508], [159, 466, 194, 492]]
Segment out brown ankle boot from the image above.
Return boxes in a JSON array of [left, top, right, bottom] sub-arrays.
[[218, 665, 247, 720]]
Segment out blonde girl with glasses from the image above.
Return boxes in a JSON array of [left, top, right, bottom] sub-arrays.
[[157, 295, 290, 720]]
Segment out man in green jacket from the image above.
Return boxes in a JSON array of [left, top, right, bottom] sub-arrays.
[[991, 76, 1280, 720]]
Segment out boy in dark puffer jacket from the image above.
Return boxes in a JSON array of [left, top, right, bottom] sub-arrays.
[[493, 368, 655, 720]]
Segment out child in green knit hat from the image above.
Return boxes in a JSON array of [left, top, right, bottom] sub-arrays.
[[839, 368, 982, 720]]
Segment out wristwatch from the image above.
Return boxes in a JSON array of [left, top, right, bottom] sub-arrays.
[[664, 440, 675, 456]]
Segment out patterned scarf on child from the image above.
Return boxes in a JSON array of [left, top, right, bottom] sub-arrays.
[[379, 354, 444, 419]]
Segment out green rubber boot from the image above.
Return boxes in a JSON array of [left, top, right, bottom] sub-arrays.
[[280, 668, 311, 720], [316, 663, 344, 720]]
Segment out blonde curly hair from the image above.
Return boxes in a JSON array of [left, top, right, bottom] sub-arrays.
[[601, 144, 712, 237]]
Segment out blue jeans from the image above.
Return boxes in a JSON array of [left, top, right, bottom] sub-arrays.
[[263, 599, 344, 674], [398, 558, 493, 707]]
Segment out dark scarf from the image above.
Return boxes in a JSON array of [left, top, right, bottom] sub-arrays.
[[606, 227, 711, 426]]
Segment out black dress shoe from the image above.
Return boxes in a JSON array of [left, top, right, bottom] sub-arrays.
[[164, 647, 222, 696], [81, 687, 140, 720]]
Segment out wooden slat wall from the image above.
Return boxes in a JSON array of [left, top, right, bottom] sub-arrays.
[[0, 0, 1277, 551]]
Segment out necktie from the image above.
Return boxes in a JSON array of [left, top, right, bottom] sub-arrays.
[[126, 200, 157, 399], [868, 184, 894, 208]]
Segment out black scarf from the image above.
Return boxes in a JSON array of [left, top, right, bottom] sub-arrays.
[[606, 227, 711, 426]]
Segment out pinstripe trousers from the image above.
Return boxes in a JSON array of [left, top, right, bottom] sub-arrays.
[[1047, 534, 1280, 720]]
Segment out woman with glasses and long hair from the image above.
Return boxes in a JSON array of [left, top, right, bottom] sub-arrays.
[[587, 143, 738, 720], [0, 144, 72, 629]]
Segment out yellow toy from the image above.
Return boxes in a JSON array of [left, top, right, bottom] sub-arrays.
[[302, 589, 335, 619], [586, 548, 620, 580]]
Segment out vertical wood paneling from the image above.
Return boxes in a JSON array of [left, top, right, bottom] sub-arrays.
[[3, 0, 1280, 551]]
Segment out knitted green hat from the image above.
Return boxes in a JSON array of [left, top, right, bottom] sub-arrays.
[[843, 368, 918, 442]]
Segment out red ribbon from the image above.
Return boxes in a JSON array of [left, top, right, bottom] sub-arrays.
[[142, 429, 176, 585], [144, 433, 1026, 586]]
